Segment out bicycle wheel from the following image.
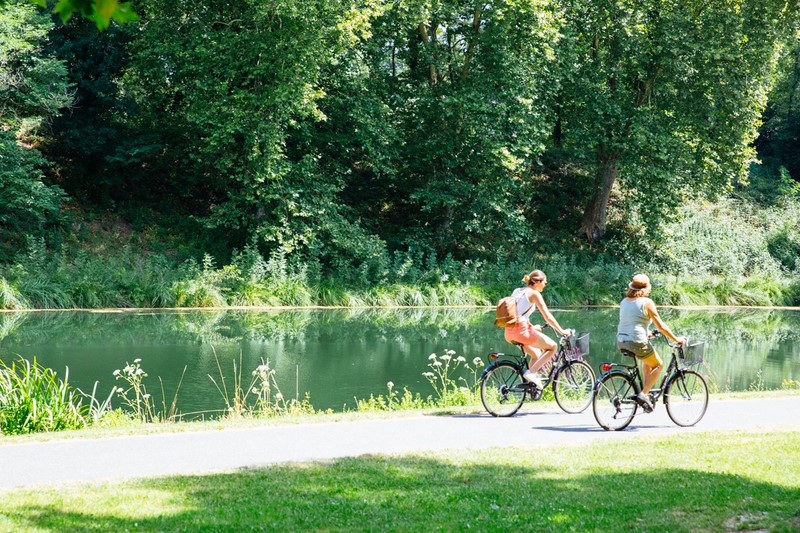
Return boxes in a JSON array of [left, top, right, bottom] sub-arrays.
[[481, 362, 526, 417], [553, 360, 596, 414], [665, 370, 709, 427], [592, 372, 638, 431]]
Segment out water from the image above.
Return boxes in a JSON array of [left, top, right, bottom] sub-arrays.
[[0, 307, 798, 416]]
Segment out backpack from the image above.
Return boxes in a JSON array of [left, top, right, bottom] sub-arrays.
[[494, 296, 518, 328], [494, 290, 534, 328]]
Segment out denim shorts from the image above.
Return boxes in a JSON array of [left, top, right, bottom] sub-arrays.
[[617, 339, 656, 359]]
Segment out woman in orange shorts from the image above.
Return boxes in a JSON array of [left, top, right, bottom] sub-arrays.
[[504, 270, 571, 389]]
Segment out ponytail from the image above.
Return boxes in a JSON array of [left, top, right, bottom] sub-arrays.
[[522, 270, 546, 286]]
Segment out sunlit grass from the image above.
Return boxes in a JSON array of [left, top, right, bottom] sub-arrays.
[[1, 429, 798, 531]]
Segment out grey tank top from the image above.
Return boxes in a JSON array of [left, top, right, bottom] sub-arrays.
[[617, 297, 652, 343]]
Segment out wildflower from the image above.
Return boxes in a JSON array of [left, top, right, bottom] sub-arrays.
[[440, 354, 451, 361], [387, 381, 394, 390], [143, 394, 151, 399], [428, 353, 437, 360], [275, 392, 284, 400], [446, 349, 456, 356], [112, 369, 121, 376], [456, 356, 466, 363], [432, 361, 442, 367], [116, 387, 125, 393], [422, 372, 435, 378], [134, 358, 142, 363]]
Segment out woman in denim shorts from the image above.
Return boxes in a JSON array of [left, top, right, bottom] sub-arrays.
[[617, 274, 685, 411]]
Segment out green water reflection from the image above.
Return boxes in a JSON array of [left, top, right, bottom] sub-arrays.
[[0, 308, 798, 415]]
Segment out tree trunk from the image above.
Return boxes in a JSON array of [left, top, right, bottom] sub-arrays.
[[580, 151, 620, 242]]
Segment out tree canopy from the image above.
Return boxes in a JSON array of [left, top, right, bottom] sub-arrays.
[[2, 0, 799, 271]]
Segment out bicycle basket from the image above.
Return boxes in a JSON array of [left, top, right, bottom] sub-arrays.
[[564, 332, 590, 359], [680, 340, 705, 364]]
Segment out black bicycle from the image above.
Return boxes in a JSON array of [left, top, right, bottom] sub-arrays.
[[480, 326, 596, 417], [592, 331, 709, 431]]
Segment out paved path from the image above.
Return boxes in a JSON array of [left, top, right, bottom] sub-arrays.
[[1, 397, 798, 488]]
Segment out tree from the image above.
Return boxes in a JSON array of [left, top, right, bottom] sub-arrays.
[[309, 0, 562, 258], [118, 0, 386, 267], [0, 0, 70, 260], [554, 0, 799, 241]]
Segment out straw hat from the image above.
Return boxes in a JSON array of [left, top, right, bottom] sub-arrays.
[[628, 273, 651, 291]]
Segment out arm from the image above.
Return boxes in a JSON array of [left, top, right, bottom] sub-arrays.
[[643, 299, 684, 344], [529, 290, 568, 336]]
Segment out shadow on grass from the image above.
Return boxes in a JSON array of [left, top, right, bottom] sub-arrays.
[[6, 454, 800, 531]]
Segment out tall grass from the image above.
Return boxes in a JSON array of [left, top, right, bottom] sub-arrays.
[[2, 196, 799, 309], [0, 356, 112, 434]]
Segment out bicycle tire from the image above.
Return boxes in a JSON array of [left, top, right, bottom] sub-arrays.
[[664, 370, 709, 427], [481, 361, 526, 417], [592, 372, 638, 431], [553, 360, 596, 414]]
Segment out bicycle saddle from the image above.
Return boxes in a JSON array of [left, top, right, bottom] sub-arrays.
[[619, 349, 637, 358]]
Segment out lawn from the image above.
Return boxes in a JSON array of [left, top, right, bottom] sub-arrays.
[[1, 428, 798, 531]]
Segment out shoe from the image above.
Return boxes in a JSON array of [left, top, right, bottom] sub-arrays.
[[522, 370, 543, 389], [635, 392, 653, 413]]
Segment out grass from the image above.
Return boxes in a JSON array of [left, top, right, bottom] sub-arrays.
[[0, 428, 798, 531]]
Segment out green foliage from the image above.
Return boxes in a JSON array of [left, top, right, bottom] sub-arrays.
[[554, 0, 798, 239], [0, 2, 69, 259], [0, 356, 111, 434]]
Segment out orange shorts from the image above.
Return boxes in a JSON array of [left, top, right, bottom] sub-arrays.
[[504, 321, 540, 346]]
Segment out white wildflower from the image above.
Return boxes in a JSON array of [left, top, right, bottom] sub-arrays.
[[275, 392, 284, 400], [440, 354, 451, 361], [428, 353, 437, 360], [112, 369, 121, 376], [387, 381, 394, 389], [134, 358, 142, 363], [446, 349, 456, 356], [473, 357, 484, 367], [433, 361, 442, 366], [456, 356, 466, 363]]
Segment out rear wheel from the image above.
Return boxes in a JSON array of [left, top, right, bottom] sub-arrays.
[[481, 362, 526, 417], [553, 360, 596, 413], [592, 372, 638, 431], [665, 370, 709, 426]]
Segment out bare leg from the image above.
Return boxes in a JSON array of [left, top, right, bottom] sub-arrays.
[[525, 335, 558, 373], [640, 353, 663, 394]]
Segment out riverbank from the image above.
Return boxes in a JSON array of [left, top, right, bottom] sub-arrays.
[[0, 397, 798, 531]]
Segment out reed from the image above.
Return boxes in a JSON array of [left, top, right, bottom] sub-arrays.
[[0, 356, 112, 434]]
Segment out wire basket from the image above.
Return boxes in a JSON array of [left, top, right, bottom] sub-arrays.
[[680, 340, 705, 364], [564, 332, 590, 360]]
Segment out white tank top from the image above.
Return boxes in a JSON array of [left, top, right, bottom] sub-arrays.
[[512, 287, 535, 323]]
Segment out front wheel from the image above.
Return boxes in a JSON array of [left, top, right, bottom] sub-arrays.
[[481, 362, 526, 417], [553, 360, 596, 413], [665, 370, 709, 427], [592, 372, 638, 431]]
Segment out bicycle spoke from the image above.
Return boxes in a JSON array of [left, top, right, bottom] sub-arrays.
[[665, 370, 708, 427], [554, 361, 595, 414], [592, 373, 637, 431], [481, 362, 526, 417]]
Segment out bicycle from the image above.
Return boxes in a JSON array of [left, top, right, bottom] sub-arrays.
[[480, 326, 596, 417], [592, 331, 709, 431]]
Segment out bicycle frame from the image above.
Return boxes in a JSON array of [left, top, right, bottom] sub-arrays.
[[485, 330, 586, 389], [596, 333, 687, 406]]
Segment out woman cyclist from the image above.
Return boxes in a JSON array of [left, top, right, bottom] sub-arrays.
[[617, 274, 685, 412], [503, 270, 571, 389]]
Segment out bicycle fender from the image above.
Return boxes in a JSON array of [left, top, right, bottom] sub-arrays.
[[593, 370, 640, 394]]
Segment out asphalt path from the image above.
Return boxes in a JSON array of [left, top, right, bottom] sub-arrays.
[[1, 397, 797, 489]]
